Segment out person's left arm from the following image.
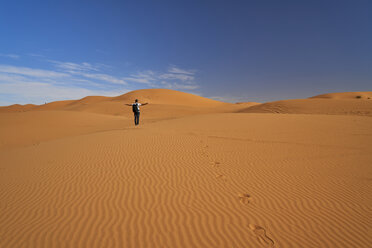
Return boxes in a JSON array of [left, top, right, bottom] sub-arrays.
[[141, 103, 149, 106]]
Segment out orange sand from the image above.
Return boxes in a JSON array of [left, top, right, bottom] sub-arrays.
[[0, 89, 371, 247]]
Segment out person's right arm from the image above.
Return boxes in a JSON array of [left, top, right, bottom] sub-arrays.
[[125, 103, 132, 106]]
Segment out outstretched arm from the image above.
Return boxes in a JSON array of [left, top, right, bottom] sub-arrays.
[[125, 103, 132, 106], [142, 103, 149, 106]]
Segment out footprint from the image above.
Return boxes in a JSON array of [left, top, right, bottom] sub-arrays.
[[248, 224, 275, 247], [212, 162, 220, 168], [238, 193, 251, 204], [215, 174, 227, 182]]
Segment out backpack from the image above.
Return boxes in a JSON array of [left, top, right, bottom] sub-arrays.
[[132, 103, 139, 113]]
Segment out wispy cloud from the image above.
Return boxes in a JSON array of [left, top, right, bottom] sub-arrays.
[[123, 71, 156, 85], [0, 56, 200, 105], [0, 54, 20, 59], [168, 65, 195, 75], [126, 66, 199, 90], [159, 73, 194, 81], [76, 72, 127, 85], [27, 53, 45, 58], [51, 61, 99, 72], [123, 77, 152, 84], [0, 70, 125, 105], [0, 65, 68, 78], [49, 60, 127, 85], [158, 66, 198, 90], [0, 81, 123, 105], [160, 81, 199, 90]]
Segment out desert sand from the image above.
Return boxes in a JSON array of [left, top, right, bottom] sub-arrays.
[[0, 89, 371, 247]]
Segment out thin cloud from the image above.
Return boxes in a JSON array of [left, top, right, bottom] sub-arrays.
[[0, 65, 69, 78], [160, 81, 199, 90], [159, 73, 194, 81], [123, 71, 157, 85], [0, 81, 124, 105], [0, 60, 201, 105], [50, 60, 100, 72], [123, 77, 152, 84], [0, 54, 20, 59], [77, 72, 127, 85], [168, 66, 195, 75], [0, 68, 116, 90], [129, 66, 198, 87], [27, 53, 45, 58], [49, 60, 126, 85], [0, 68, 125, 105]]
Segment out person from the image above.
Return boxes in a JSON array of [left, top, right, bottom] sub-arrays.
[[125, 99, 148, 125]]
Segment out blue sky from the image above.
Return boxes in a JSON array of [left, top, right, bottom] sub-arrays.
[[0, 0, 371, 105]]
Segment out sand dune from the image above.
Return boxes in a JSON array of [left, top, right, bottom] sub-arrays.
[[0, 89, 371, 247], [0, 103, 36, 112], [1, 89, 251, 117], [310, 91, 372, 99], [112, 88, 228, 107], [0, 111, 127, 150], [235, 101, 261, 107], [240, 91, 372, 116]]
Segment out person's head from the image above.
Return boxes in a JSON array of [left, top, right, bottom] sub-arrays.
[[135, 99, 138, 103]]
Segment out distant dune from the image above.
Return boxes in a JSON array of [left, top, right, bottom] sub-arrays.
[[239, 91, 372, 116], [0, 103, 36, 113], [310, 91, 372, 99]]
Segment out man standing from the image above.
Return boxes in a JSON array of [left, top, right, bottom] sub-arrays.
[[125, 99, 148, 125]]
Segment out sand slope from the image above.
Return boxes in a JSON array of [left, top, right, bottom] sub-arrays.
[[0, 111, 126, 150], [1, 112, 371, 247]]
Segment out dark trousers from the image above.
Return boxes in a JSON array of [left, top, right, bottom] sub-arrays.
[[134, 112, 140, 125]]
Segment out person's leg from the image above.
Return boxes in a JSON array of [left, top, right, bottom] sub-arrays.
[[137, 112, 140, 125], [134, 113, 140, 125]]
